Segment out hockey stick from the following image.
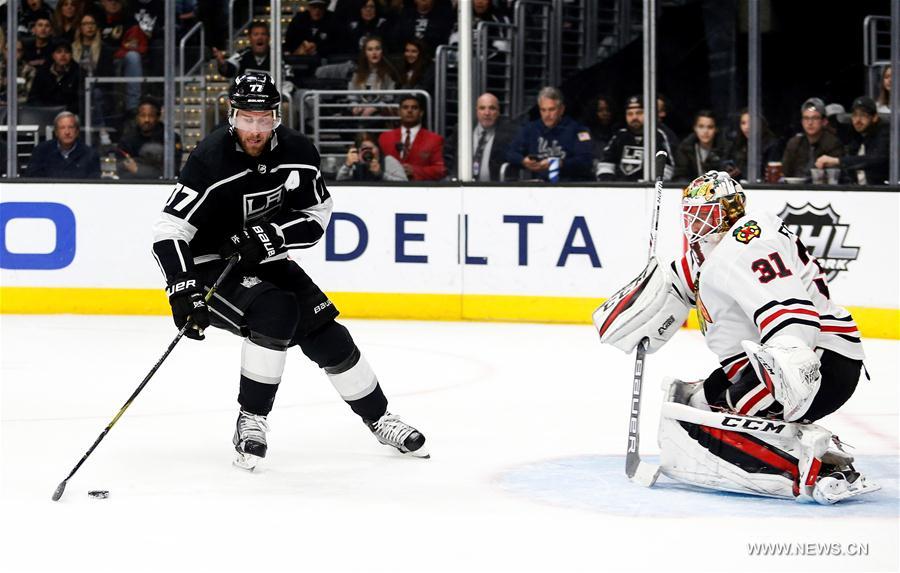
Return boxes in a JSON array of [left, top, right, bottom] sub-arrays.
[[51, 257, 238, 502], [624, 150, 668, 487]]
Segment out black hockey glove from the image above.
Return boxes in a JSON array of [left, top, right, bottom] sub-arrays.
[[220, 223, 283, 269], [166, 274, 210, 340]]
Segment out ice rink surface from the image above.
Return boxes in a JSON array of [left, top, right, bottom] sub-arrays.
[[1, 315, 898, 573]]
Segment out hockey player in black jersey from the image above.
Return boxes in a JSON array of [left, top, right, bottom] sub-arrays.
[[151, 72, 428, 469]]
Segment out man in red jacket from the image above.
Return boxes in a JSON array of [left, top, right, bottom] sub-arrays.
[[378, 94, 447, 181]]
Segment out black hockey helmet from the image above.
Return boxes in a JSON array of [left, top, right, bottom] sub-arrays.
[[229, 71, 281, 111]]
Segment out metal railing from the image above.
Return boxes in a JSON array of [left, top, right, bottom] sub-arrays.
[[513, 0, 561, 116], [863, 15, 892, 99], [228, 0, 257, 53], [434, 45, 458, 137], [179, 23, 207, 140], [299, 89, 432, 172], [475, 21, 516, 115]]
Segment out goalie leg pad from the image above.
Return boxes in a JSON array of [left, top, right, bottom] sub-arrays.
[[657, 409, 797, 500], [593, 258, 690, 354]]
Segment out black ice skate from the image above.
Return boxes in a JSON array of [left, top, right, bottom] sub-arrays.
[[366, 412, 429, 458], [233, 410, 269, 471]]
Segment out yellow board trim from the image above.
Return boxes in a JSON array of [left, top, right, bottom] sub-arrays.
[[1, 287, 898, 340]]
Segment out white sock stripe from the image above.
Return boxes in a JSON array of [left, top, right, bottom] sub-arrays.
[[327, 353, 377, 401], [241, 339, 287, 385]]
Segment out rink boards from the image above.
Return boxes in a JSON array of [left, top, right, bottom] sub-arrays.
[[1, 182, 898, 338]]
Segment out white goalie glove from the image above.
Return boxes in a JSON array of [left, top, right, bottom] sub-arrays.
[[593, 258, 691, 354], [741, 335, 822, 422]]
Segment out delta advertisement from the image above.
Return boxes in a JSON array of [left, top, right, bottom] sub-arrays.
[[1, 182, 897, 337]]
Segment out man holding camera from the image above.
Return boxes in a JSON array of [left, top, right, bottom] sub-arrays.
[[336, 133, 407, 181]]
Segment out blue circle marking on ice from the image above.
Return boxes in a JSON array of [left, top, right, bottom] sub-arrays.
[[496, 455, 899, 518]]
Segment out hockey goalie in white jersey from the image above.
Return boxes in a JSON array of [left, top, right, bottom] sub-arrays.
[[594, 171, 880, 504]]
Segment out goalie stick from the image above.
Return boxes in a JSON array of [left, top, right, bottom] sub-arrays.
[[51, 257, 238, 502], [624, 150, 668, 487]]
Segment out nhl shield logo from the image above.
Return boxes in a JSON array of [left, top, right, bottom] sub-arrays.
[[777, 203, 860, 282], [257, 164, 267, 174]]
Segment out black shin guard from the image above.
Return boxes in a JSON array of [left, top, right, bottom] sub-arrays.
[[238, 375, 279, 416], [299, 321, 388, 421]]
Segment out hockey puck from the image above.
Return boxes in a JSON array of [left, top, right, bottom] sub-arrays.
[[87, 490, 109, 499]]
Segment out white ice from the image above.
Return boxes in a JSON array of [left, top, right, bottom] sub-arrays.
[[1, 315, 898, 573]]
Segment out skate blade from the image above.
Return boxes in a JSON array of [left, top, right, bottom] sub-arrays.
[[378, 438, 431, 459], [233, 451, 263, 471], [813, 477, 881, 504]]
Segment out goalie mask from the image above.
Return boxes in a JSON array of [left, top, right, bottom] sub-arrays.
[[682, 171, 746, 245], [228, 71, 282, 132]]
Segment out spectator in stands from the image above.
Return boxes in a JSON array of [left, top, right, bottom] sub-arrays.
[[337, 132, 408, 181], [131, 0, 166, 79], [378, 93, 447, 181], [98, 0, 144, 115], [176, 0, 199, 39], [213, 21, 271, 79], [781, 97, 843, 181], [824, 102, 854, 148], [449, 0, 511, 58], [73, 13, 116, 77], [391, 0, 453, 55], [24, 111, 101, 179], [673, 110, 727, 181], [396, 38, 434, 93], [28, 40, 82, 113], [656, 95, 680, 151], [73, 13, 116, 128], [283, 0, 340, 59], [52, 0, 85, 43], [506, 87, 594, 182], [0, 39, 37, 103], [344, 0, 393, 54], [445, 92, 517, 181], [723, 108, 780, 182], [596, 95, 675, 181], [582, 94, 616, 161], [348, 35, 399, 117], [876, 65, 891, 114], [116, 96, 182, 179], [22, 15, 54, 68], [815, 96, 889, 186], [18, 0, 53, 35]]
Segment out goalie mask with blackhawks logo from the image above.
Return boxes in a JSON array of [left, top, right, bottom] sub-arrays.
[[682, 170, 746, 245]]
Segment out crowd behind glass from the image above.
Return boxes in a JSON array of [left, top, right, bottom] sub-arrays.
[[1, 0, 894, 185]]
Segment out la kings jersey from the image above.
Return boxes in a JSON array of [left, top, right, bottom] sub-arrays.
[[151, 125, 332, 281], [671, 210, 864, 386]]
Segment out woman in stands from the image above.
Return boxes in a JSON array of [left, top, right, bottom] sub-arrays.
[[876, 65, 891, 114], [348, 35, 399, 117], [396, 37, 433, 95], [51, 0, 85, 43]]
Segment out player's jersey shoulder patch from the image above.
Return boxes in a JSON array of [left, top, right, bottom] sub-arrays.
[[577, 131, 591, 142], [732, 220, 761, 244], [240, 275, 262, 288]]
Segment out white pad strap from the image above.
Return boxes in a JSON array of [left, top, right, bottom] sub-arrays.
[[241, 339, 287, 385], [593, 257, 690, 354], [327, 352, 378, 401], [741, 335, 822, 422]]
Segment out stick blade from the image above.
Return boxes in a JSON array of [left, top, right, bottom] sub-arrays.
[[629, 461, 661, 488], [51, 480, 67, 502]]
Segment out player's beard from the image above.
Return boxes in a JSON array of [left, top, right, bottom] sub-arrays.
[[236, 129, 272, 157]]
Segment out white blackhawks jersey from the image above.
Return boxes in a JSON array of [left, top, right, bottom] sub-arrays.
[[671, 210, 864, 384]]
